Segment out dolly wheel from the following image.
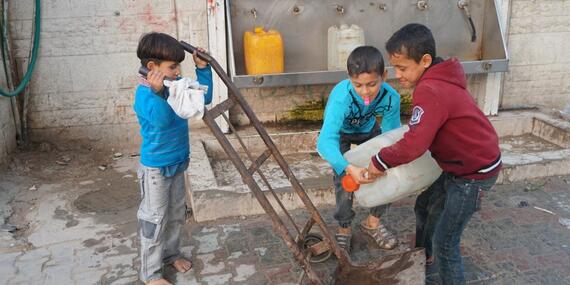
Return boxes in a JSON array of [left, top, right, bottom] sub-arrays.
[[303, 233, 332, 263]]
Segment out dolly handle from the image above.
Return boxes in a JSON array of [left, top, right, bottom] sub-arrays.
[[180, 41, 214, 63]]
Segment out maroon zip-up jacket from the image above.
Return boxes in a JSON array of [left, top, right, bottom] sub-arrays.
[[371, 58, 501, 180]]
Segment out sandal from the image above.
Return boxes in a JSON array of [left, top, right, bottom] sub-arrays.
[[334, 232, 352, 254], [360, 221, 398, 250]]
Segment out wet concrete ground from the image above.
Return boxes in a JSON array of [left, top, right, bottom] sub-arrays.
[[0, 146, 570, 284]]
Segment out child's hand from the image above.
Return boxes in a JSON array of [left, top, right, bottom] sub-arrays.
[[345, 164, 375, 185], [147, 69, 165, 94], [193, 47, 209, 69], [367, 161, 386, 180]]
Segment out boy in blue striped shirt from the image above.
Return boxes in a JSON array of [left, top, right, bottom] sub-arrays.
[[317, 46, 401, 254], [134, 32, 212, 285]]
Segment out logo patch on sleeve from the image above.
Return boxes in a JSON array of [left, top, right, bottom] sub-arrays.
[[410, 106, 424, 125]]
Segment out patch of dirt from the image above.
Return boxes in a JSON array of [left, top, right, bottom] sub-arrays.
[[73, 168, 139, 214], [1, 143, 139, 244]]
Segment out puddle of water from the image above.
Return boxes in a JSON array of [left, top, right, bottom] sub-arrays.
[[74, 169, 139, 213]]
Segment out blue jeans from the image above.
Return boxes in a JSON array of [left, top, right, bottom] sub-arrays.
[[415, 172, 497, 285], [333, 124, 389, 228]]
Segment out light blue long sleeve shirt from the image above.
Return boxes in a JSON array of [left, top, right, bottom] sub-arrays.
[[134, 65, 213, 171], [317, 79, 401, 175]]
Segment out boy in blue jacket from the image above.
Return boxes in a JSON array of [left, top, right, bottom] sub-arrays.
[[134, 32, 212, 285], [317, 46, 401, 254]]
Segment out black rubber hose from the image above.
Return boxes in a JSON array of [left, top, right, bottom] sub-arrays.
[[468, 16, 477, 42]]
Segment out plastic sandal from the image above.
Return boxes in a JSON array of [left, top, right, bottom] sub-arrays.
[[360, 221, 398, 250]]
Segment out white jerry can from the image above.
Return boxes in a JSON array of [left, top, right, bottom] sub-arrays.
[[327, 24, 365, 71], [343, 126, 443, 207]]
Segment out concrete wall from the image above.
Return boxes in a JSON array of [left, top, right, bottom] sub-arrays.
[[9, 0, 208, 150], [501, 0, 570, 109], [0, 98, 16, 165], [0, 33, 16, 164], [5, 0, 569, 151]]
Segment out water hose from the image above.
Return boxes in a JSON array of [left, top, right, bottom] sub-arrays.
[[0, 0, 40, 97]]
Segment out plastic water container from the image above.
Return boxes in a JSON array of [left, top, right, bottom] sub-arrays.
[[343, 126, 442, 207], [243, 26, 284, 75], [327, 24, 365, 71]]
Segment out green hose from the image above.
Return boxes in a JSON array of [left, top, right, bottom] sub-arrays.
[[0, 0, 40, 97]]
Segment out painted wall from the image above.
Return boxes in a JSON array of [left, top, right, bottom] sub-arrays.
[[3, 0, 568, 152], [8, 0, 208, 150], [501, 0, 570, 109]]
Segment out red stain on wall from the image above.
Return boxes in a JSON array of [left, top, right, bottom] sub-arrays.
[[138, 3, 172, 31], [118, 18, 135, 33]]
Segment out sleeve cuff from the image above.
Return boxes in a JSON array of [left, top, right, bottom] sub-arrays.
[[333, 161, 349, 176], [196, 64, 211, 70], [371, 153, 390, 171]]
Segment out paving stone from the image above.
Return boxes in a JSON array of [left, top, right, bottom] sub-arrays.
[[248, 226, 282, 245], [264, 264, 298, 284], [255, 242, 292, 267], [3, 164, 570, 285], [109, 275, 139, 285], [11, 250, 50, 284], [43, 269, 75, 285], [41, 271, 75, 285], [196, 252, 226, 275], [225, 235, 251, 254], [71, 269, 109, 285], [0, 256, 18, 282], [520, 268, 567, 285], [231, 263, 260, 283], [201, 273, 232, 285], [0, 251, 20, 263], [103, 262, 138, 284], [73, 248, 105, 273], [173, 272, 200, 285], [45, 242, 75, 266], [463, 257, 493, 282], [17, 247, 50, 261], [195, 232, 221, 254]]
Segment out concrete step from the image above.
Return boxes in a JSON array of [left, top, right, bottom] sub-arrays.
[[188, 111, 570, 222]]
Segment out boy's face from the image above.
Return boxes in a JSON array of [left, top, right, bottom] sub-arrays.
[[389, 52, 432, 88], [349, 71, 386, 101], [148, 60, 181, 80]]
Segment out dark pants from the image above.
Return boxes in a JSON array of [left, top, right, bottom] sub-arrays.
[[415, 172, 497, 285], [333, 124, 389, 228]]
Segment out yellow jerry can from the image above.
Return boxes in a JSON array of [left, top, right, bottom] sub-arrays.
[[243, 26, 284, 75]]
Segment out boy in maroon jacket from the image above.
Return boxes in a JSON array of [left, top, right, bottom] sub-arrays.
[[367, 23, 501, 284]]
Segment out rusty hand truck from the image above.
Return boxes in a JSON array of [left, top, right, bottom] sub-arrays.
[[145, 41, 426, 284]]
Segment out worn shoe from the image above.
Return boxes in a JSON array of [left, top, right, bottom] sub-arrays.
[[360, 221, 398, 250], [334, 232, 352, 254]]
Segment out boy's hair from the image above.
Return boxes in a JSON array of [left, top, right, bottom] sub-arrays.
[[137, 32, 185, 67], [346, 46, 385, 77], [385, 23, 436, 63]]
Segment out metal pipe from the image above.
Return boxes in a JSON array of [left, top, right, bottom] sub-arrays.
[[458, 0, 477, 42]]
